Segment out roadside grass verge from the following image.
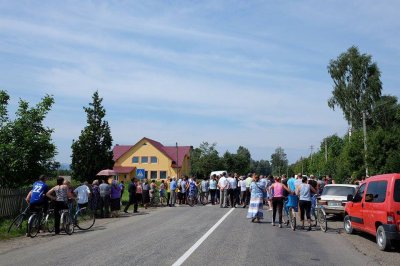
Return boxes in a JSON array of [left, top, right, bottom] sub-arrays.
[[0, 218, 27, 240]]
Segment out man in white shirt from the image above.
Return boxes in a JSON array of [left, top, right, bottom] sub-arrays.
[[238, 176, 247, 206], [218, 172, 229, 208], [74, 181, 91, 208], [227, 174, 237, 208]]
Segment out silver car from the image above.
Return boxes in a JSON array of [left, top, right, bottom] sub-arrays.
[[320, 184, 358, 215]]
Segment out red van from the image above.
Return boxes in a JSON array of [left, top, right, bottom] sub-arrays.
[[344, 173, 400, 251]]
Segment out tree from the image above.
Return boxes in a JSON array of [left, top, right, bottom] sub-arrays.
[[270, 147, 288, 176], [328, 46, 382, 129], [251, 159, 271, 176], [71, 91, 114, 182], [0, 90, 59, 188], [190, 142, 222, 178]]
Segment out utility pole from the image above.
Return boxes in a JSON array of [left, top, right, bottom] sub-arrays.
[[310, 145, 314, 163], [325, 139, 328, 163], [176, 142, 179, 179], [362, 112, 369, 177]]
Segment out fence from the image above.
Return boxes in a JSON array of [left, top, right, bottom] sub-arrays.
[[0, 188, 30, 218]]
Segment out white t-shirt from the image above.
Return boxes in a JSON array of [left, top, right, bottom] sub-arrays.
[[239, 180, 247, 191], [227, 177, 237, 189], [74, 185, 91, 204], [218, 177, 229, 189]]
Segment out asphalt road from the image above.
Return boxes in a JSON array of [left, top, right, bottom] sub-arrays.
[[0, 204, 398, 266]]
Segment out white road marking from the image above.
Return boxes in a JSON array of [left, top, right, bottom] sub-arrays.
[[171, 208, 235, 266]]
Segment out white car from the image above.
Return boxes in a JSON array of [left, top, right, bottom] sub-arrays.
[[319, 184, 358, 215], [210, 170, 228, 178]]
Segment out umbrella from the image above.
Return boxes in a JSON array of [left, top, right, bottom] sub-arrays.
[[97, 169, 117, 176]]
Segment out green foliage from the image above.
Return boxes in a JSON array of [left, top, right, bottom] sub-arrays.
[[270, 147, 288, 176], [71, 91, 114, 183], [0, 90, 59, 188], [328, 46, 382, 129], [250, 159, 271, 176], [190, 142, 222, 178], [222, 146, 252, 174]]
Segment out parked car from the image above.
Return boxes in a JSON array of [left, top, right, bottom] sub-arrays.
[[344, 173, 400, 251], [319, 184, 358, 215], [209, 170, 228, 178]]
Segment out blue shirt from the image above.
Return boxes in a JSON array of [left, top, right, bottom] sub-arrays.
[[287, 177, 296, 192], [180, 180, 187, 193], [209, 180, 217, 189], [30, 181, 49, 204], [170, 180, 177, 191]]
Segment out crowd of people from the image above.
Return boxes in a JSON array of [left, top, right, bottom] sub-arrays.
[[25, 172, 336, 235]]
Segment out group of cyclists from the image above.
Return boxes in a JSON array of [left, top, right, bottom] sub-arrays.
[[24, 175, 92, 235]]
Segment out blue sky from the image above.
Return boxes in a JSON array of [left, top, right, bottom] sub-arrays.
[[1, 1, 399, 164]]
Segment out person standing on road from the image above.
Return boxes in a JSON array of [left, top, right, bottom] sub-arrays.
[[227, 173, 238, 208], [179, 177, 187, 205], [246, 174, 265, 222], [269, 177, 291, 227], [169, 177, 177, 206], [110, 180, 121, 217], [90, 180, 100, 217], [136, 180, 143, 206], [209, 175, 217, 205], [160, 180, 166, 206], [74, 181, 91, 209], [46, 177, 75, 235], [238, 176, 246, 206], [218, 172, 229, 208], [99, 179, 111, 218], [200, 177, 210, 204], [124, 178, 138, 213], [166, 177, 171, 205], [296, 176, 317, 231], [142, 180, 150, 209], [243, 173, 253, 208]]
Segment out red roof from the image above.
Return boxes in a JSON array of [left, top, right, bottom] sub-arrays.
[[113, 145, 133, 161], [163, 146, 191, 167], [113, 138, 191, 167], [113, 166, 136, 174]]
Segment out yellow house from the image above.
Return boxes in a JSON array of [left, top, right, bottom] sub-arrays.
[[112, 137, 192, 182]]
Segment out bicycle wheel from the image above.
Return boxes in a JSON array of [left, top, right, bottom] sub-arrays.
[[289, 208, 296, 231], [75, 207, 95, 230], [62, 212, 74, 235], [8, 213, 25, 233], [318, 208, 328, 232], [45, 210, 55, 233], [188, 196, 194, 207], [27, 214, 40, 238]]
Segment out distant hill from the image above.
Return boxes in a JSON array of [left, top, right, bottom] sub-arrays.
[[59, 163, 71, 170]]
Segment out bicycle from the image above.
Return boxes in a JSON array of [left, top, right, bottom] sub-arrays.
[[26, 207, 54, 238], [60, 209, 74, 235], [8, 206, 30, 234], [284, 194, 298, 231], [200, 191, 209, 205], [73, 204, 96, 230], [187, 189, 198, 207], [312, 195, 328, 232]]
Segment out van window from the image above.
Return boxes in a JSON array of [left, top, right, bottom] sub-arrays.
[[353, 183, 366, 203], [394, 179, 400, 202], [365, 181, 387, 203]]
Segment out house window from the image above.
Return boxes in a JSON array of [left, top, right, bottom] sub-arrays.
[[150, 156, 158, 164], [151, 171, 157, 179], [141, 156, 148, 163], [132, 156, 139, 163], [160, 171, 167, 179], [145, 171, 148, 179]]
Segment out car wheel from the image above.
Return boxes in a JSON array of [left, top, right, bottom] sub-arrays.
[[344, 215, 353, 234], [376, 225, 392, 251]]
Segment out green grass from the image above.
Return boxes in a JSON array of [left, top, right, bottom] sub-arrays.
[[0, 217, 27, 240]]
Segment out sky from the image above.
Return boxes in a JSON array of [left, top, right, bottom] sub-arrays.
[[1, 1, 400, 164]]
